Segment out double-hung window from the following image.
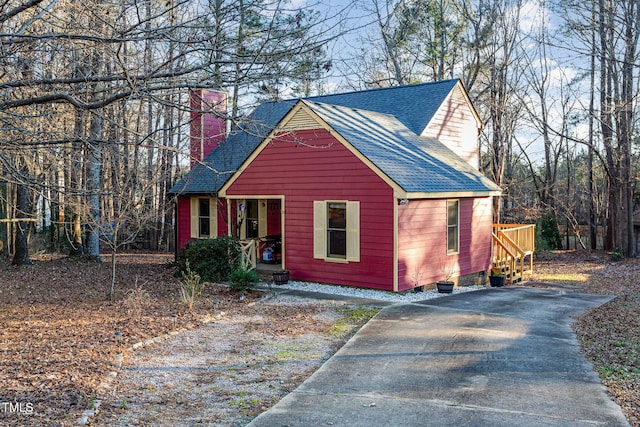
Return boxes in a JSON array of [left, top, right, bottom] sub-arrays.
[[190, 197, 217, 239], [447, 200, 459, 254], [327, 202, 347, 258], [314, 200, 360, 262], [199, 198, 211, 237]]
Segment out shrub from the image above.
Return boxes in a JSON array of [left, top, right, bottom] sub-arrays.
[[123, 277, 152, 321], [536, 212, 562, 250], [176, 236, 241, 282], [611, 247, 624, 261], [228, 267, 258, 292], [179, 261, 204, 311]]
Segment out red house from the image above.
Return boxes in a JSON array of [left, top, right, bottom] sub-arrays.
[[170, 79, 501, 292]]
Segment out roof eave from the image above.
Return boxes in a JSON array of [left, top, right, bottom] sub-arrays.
[[404, 189, 502, 199]]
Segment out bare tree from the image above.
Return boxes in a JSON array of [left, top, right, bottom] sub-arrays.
[[465, 0, 524, 222], [1, 0, 347, 268], [581, 0, 639, 255]]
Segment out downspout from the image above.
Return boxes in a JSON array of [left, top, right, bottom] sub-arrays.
[[393, 197, 399, 292]]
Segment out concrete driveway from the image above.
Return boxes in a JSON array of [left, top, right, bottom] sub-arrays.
[[247, 287, 630, 427]]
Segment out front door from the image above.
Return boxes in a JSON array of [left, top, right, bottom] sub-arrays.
[[235, 198, 283, 266]]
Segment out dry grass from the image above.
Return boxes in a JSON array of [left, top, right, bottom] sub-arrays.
[[0, 252, 263, 426], [98, 300, 359, 426]]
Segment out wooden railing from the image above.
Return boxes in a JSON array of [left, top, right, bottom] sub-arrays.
[[492, 224, 535, 282], [493, 224, 535, 255], [239, 240, 257, 270]]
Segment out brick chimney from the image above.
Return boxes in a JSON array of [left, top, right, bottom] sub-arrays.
[[190, 89, 227, 168]]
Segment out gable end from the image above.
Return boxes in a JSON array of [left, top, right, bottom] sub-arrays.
[[278, 104, 325, 131]]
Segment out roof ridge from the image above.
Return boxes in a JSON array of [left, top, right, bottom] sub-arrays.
[[280, 78, 459, 102], [302, 99, 401, 120]]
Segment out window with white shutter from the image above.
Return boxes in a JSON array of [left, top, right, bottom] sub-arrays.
[[313, 200, 360, 262], [190, 197, 217, 239]]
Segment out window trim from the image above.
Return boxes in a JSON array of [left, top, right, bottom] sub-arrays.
[[314, 200, 360, 263], [190, 197, 217, 239], [327, 202, 347, 259], [446, 199, 460, 255]]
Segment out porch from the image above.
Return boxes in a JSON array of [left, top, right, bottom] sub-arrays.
[[231, 197, 283, 272], [492, 224, 536, 283], [239, 236, 282, 271]]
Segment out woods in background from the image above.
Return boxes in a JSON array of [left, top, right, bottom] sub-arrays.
[[1, 0, 638, 263], [0, 0, 336, 264]]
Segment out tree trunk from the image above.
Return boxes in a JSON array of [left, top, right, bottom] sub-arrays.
[[598, 0, 637, 256], [588, 3, 597, 250], [619, 0, 637, 257], [85, 111, 103, 261], [108, 249, 116, 300], [12, 179, 32, 266], [0, 182, 8, 255], [69, 90, 85, 255]]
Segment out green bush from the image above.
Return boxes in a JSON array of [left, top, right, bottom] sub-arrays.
[[228, 267, 258, 292], [176, 236, 241, 282], [611, 247, 624, 261], [536, 212, 563, 250]]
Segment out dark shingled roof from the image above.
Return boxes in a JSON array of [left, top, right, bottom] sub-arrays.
[[303, 100, 499, 194], [306, 78, 459, 135], [169, 100, 295, 195], [169, 79, 497, 196]]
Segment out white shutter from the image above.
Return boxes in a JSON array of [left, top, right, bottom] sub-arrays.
[[258, 199, 267, 238], [209, 197, 218, 238], [313, 201, 326, 259], [190, 198, 198, 238], [346, 201, 360, 262]]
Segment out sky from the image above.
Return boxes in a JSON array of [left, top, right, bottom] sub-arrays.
[[239, 0, 598, 164]]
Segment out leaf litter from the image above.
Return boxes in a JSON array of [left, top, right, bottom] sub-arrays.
[[0, 250, 638, 426], [0, 252, 370, 426]]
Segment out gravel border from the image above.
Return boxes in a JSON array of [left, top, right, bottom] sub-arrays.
[[270, 281, 487, 303]]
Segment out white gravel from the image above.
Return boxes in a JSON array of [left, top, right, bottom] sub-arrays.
[[270, 280, 488, 303]]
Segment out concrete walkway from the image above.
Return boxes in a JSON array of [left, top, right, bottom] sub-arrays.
[[248, 287, 630, 427]]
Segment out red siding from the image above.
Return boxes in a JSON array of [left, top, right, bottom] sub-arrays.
[[226, 129, 396, 290], [176, 196, 228, 251], [217, 198, 228, 237], [397, 197, 493, 291], [177, 197, 191, 250]]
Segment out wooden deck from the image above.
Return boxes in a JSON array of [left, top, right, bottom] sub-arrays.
[[492, 224, 535, 282]]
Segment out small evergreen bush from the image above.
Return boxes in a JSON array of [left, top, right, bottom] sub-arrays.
[[228, 267, 258, 292], [176, 236, 241, 282], [611, 247, 624, 261], [536, 212, 563, 250]]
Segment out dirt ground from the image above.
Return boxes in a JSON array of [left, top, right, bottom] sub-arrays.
[[97, 297, 360, 426], [0, 250, 638, 426], [0, 253, 374, 426]]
